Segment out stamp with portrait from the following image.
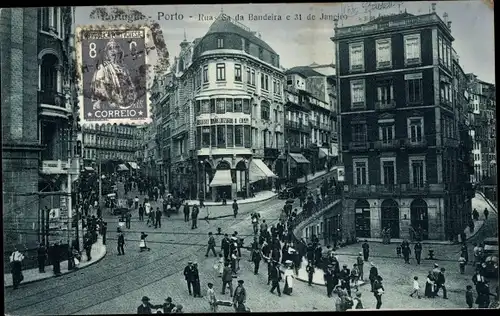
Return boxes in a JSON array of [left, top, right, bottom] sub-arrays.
[[76, 25, 154, 125]]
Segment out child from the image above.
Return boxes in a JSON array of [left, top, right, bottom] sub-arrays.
[[410, 276, 421, 299], [465, 285, 474, 308], [306, 263, 315, 286], [396, 245, 402, 258], [216, 253, 224, 277], [459, 255, 467, 274], [207, 282, 217, 312]]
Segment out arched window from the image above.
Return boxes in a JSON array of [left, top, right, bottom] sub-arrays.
[[40, 54, 60, 93], [261, 100, 270, 120]]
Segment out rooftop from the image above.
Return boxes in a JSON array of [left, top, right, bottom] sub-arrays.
[[366, 12, 415, 25], [286, 66, 324, 78]]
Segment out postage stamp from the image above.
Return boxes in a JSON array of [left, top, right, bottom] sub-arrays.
[[76, 25, 154, 125]]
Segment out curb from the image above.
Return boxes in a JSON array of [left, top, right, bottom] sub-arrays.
[[187, 193, 277, 207], [4, 244, 107, 289]]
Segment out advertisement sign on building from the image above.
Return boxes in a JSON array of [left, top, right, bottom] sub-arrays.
[[337, 165, 345, 182]]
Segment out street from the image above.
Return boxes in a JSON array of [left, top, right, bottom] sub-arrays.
[[5, 183, 498, 314]]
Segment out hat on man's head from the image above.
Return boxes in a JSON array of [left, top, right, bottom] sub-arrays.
[[165, 297, 172, 302], [434, 263, 439, 267], [343, 264, 348, 267], [359, 252, 362, 256], [188, 261, 193, 264], [142, 296, 150, 302], [238, 280, 244, 284], [328, 264, 333, 268], [356, 292, 362, 297], [285, 260, 293, 265]]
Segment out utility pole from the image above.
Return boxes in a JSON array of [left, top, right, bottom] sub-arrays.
[[98, 152, 102, 208]]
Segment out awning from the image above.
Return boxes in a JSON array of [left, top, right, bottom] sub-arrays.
[[249, 159, 278, 183], [209, 170, 232, 187], [318, 148, 329, 159], [289, 153, 310, 164], [84, 166, 95, 172], [128, 161, 139, 169], [117, 164, 129, 171]]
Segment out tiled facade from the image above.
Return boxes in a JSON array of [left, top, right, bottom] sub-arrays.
[[331, 11, 474, 241]]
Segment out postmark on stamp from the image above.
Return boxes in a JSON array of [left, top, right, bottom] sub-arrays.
[[76, 25, 153, 125]]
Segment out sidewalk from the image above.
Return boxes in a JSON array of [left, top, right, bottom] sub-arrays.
[[186, 190, 276, 206], [4, 237, 107, 288]]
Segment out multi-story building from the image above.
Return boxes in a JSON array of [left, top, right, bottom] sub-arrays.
[[2, 7, 78, 255], [283, 66, 338, 181], [81, 124, 141, 174], [467, 74, 496, 184], [150, 13, 284, 201], [332, 9, 473, 241]]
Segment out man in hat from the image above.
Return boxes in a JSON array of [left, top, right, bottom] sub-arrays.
[[205, 232, 217, 257], [37, 242, 48, 273], [432, 263, 440, 281], [191, 204, 199, 229], [233, 280, 247, 312], [183, 202, 190, 222], [221, 234, 231, 260], [232, 199, 239, 218], [10, 245, 25, 289], [339, 264, 352, 296], [435, 267, 448, 299], [117, 227, 125, 256], [193, 262, 202, 297], [356, 252, 364, 280], [159, 297, 176, 313], [269, 261, 282, 296], [137, 296, 154, 314], [222, 262, 234, 296], [362, 240, 370, 262], [183, 261, 195, 295], [369, 262, 378, 292], [324, 264, 336, 297], [252, 246, 262, 275]]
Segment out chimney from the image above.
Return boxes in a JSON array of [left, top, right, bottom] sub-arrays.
[[333, 17, 339, 29], [431, 3, 436, 13], [443, 12, 448, 24], [447, 21, 452, 29]]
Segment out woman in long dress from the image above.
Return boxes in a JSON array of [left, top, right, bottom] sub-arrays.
[[424, 271, 435, 298], [283, 260, 295, 295]]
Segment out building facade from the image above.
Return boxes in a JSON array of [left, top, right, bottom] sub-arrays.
[[150, 13, 284, 201], [2, 7, 78, 255], [332, 10, 474, 241], [467, 74, 496, 184], [81, 124, 141, 174]]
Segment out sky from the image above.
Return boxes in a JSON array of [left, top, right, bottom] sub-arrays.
[[75, 1, 495, 84]]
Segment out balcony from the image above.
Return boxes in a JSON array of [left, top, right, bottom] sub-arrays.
[[375, 100, 396, 111], [264, 147, 279, 158], [374, 139, 401, 150], [319, 123, 331, 131], [348, 141, 369, 152], [345, 183, 446, 198], [403, 139, 428, 149], [285, 119, 311, 133], [38, 90, 71, 119], [40, 160, 69, 175], [443, 137, 460, 148]]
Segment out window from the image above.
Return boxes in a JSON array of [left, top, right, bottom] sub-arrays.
[[39, 8, 50, 31], [203, 65, 208, 83], [438, 36, 444, 63], [404, 34, 421, 64], [353, 158, 368, 185], [379, 124, 395, 143], [408, 117, 424, 143], [350, 80, 365, 108], [217, 38, 224, 48], [244, 126, 251, 148], [274, 109, 278, 123], [227, 125, 234, 147], [275, 80, 281, 95], [226, 99, 234, 112], [261, 74, 269, 91], [234, 99, 242, 112], [216, 63, 226, 81], [377, 81, 393, 104], [405, 73, 423, 104], [201, 100, 210, 114], [381, 158, 396, 185], [40, 54, 60, 93], [210, 99, 216, 113], [446, 45, 451, 69], [242, 99, 250, 114], [409, 157, 426, 187], [210, 126, 216, 147], [286, 75, 293, 86], [349, 42, 364, 71], [201, 127, 210, 147], [352, 123, 367, 142], [234, 64, 242, 82], [217, 125, 226, 148], [251, 69, 256, 85], [261, 101, 270, 120], [376, 39, 392, 68], [234, 126, 243, 147], [246, 68, 251, 84], [216, 99, 225, 114]]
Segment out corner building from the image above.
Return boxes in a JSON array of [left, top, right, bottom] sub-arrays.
[[171, 14, 284, 201], [332, 11, 473, 241]]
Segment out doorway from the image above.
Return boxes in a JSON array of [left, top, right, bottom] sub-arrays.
[[355, 199, 371, 238], [381, 199, 400, 238], [410, 198, 429, 240]]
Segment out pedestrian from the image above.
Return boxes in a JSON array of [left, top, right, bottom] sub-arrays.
[[260, 220, 268, 236], [205, 232, 217, 257], [183, 261, 195, 296], [193, 262, 202, 298], [283, 260, 294, 295], [324, 264, 336, 297], [233, 280, 247, 312], [362, 240, 369, 262], [116, 227, 125, 255], [137, 296, 154, 314], [476, 280, 492, 308], [134, 196, 139, 210], [466, 285, 474, 308], [473, 243, 480, 266], [368, 262, 378, 292], [154, 207, 162, 229], [373, 275, 384, 309], [216, 253, 224, 277], [159, 297, 176, 314], [483, 207, 489, 220], [126, 212, 132, 229], [396, 245, 402, 258], [402, 244, 411, 264], [472, 208, 479, 221], [231, 250, 238, 276], [410, 276, 421, 299], [83, 232, 93, 261], [353, 292, 364, 309], [139, 204, 144, 221], [435, 268, 448, 299], [269, 262, 282, 296], [147, 208, 154, 227], [351, 263, 360, 291], [306, 263, 315, 286], [461, 243, 469, 264], [414, 241, 422, 265], [183, 202, 190, 222], [207, 282, 217, 312], [9, 246, 25, 289], [221, 234, 230, 260], [232, 199, 238, 218], [425, 270, 436, 298], [191, 204, 199, 229], [459, 254, 467, 274], [252, 247, 262, 275], [221, 262, 234, 296], [140, 232, 151, 251], [339, 264, 352, 296], [37, 242, 47, 273]]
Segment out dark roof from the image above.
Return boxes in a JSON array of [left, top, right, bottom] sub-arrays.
[[285, 66, 324, 78], [366, 12, 415, 25], [205, 16, 276, 54]]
